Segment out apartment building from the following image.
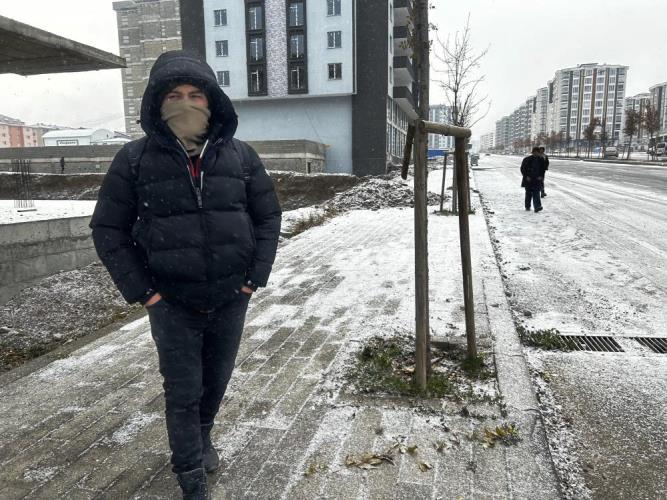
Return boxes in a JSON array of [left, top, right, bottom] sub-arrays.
[[494, 115, 510, 150], [0, 115, 53, 148], [547, 63, 628, 145], [113, 0, 183, 138], [480, 132, 494, 152], [649, 81, 667, 142], [530, 87, 548, 140], [180, 0, 417, 175], [621, 93, 651, 149], [428, 105, 454, 151]]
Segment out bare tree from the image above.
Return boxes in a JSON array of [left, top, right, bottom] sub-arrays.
[[644, 105, 660, 160], [623, 109, 639, 159], [583, 118, 600, 158], [432, 15, 490, 128]]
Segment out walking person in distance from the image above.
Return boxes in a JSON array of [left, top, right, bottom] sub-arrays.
[[538, 146, 549, 197], [520, 146, 546, 212]]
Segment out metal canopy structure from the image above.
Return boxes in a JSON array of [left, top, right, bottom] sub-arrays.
[[0, 15, 125, 76]]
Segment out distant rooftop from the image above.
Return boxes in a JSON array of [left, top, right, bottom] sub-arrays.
[[0, 114, 24, 126], [42, 128, 110, 139]]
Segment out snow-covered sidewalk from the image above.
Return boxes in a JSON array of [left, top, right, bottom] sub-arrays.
[[0, 200, 560, 499]]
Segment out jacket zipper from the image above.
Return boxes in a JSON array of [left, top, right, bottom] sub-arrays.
[[175, 139, 208, 209]]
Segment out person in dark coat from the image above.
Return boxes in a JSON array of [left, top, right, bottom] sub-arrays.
[[538, 146, 549, 197], [59, 156, 65, 174], [90, 50, 281, 499], [520, 146, 545, 212]]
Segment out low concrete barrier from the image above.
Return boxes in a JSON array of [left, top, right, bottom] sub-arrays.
[[0, 216, 97, 304]]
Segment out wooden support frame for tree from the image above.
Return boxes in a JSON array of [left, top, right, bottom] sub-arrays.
[[401, 119, 476, 389]]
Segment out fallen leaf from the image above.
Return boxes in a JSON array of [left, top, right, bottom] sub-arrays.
[[419, 462, 433, 472]]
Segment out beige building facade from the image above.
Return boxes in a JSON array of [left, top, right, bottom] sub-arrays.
[[113, 0, 183, 137]]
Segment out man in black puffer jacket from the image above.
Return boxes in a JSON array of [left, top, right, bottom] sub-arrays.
[[90, 51, 281, 499]]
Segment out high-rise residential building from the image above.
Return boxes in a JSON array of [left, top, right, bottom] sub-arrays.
[[546, 63, 628, 145], [649, 82, 667, 142], [113, 0, 183, 138], [428, 105, 454, 151], [179, 0, 417, 175], [621, 93, 651, 149], [530, 87, 548, 141], [480, 132, 494, 151], [494, 115, 511, 150]]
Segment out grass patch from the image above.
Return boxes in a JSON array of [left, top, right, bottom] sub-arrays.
[[290, 207, 339, 237], [517, 326, 575, 351], [347, 335, 496, 401]]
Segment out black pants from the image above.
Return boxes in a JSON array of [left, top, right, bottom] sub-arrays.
[[147, 293, 250, 473], [525, 187, 542, 211]]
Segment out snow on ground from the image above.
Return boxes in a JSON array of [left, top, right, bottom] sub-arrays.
[[475, 155, 667, 500], [0, 200, 97, 224]]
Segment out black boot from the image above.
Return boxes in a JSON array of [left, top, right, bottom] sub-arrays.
[[202, 427, 220, 473], [177, 468, 210, 500]]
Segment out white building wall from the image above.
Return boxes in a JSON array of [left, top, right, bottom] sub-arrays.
[[204, 0, 247, 99], [234, 96, 353, 173], [307, 0, 355, 96]]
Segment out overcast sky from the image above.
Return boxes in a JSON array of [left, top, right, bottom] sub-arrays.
[[1, 0, 665, 138]]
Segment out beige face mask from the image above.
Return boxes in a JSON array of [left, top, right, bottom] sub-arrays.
[[160, 100, 212, 156]]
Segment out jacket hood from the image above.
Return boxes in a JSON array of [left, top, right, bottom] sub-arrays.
[[140, 50, 238, 145]]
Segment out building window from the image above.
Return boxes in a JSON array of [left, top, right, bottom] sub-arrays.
[[327, 31, 341, 48], [328, 63, 342, 80], [250, 67, 265, 93], [288, 2, 304, 26], [246, 0, 267, 96], [249, 37, 264, 61], [215, 40, 228, 57], [217, 71, 230, 86], [214, 9, 227, 26], [289, 33, 305, 59], [248, 5, 263, 30], [287, 1, 308, 94], [290, 65, 306, 91], [327, 0, 341, 16]]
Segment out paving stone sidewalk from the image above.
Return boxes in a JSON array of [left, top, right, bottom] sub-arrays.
[[0, 203, 561, 499]]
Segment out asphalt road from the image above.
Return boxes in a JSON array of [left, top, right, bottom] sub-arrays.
[[547, 158, 667, 195], [474, 156, 667, 500]]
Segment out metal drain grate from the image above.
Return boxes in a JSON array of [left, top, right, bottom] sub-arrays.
[[631, 337, 667, 354], [559, 335, 624, 353]]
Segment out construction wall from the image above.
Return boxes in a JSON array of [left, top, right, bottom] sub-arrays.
[[0, 140, 326, 174], [0, 216, 96, 304]]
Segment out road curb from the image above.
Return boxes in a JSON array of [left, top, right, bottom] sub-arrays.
[[472, 181, 563, 498]]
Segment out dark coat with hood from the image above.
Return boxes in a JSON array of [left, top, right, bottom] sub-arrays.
[[520, 154, 546, 189], [90, 51, 282, 311]]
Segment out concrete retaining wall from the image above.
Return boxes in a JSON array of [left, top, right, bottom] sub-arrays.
[[0, 140, 327, 174], [0, 216, 97, 305]]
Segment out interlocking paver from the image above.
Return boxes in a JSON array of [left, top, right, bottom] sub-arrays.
[[0, 207, 561, 499]]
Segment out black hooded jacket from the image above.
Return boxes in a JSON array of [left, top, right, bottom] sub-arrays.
[[520, 154, 546, 188], [90, 51, 282, 311]]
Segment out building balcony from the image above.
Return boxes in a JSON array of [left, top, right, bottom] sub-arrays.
[[393, 86, 418, 119], [393, 25, 409, 40], [394, 0, 413, 27], [393, 55, 415, 86]]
